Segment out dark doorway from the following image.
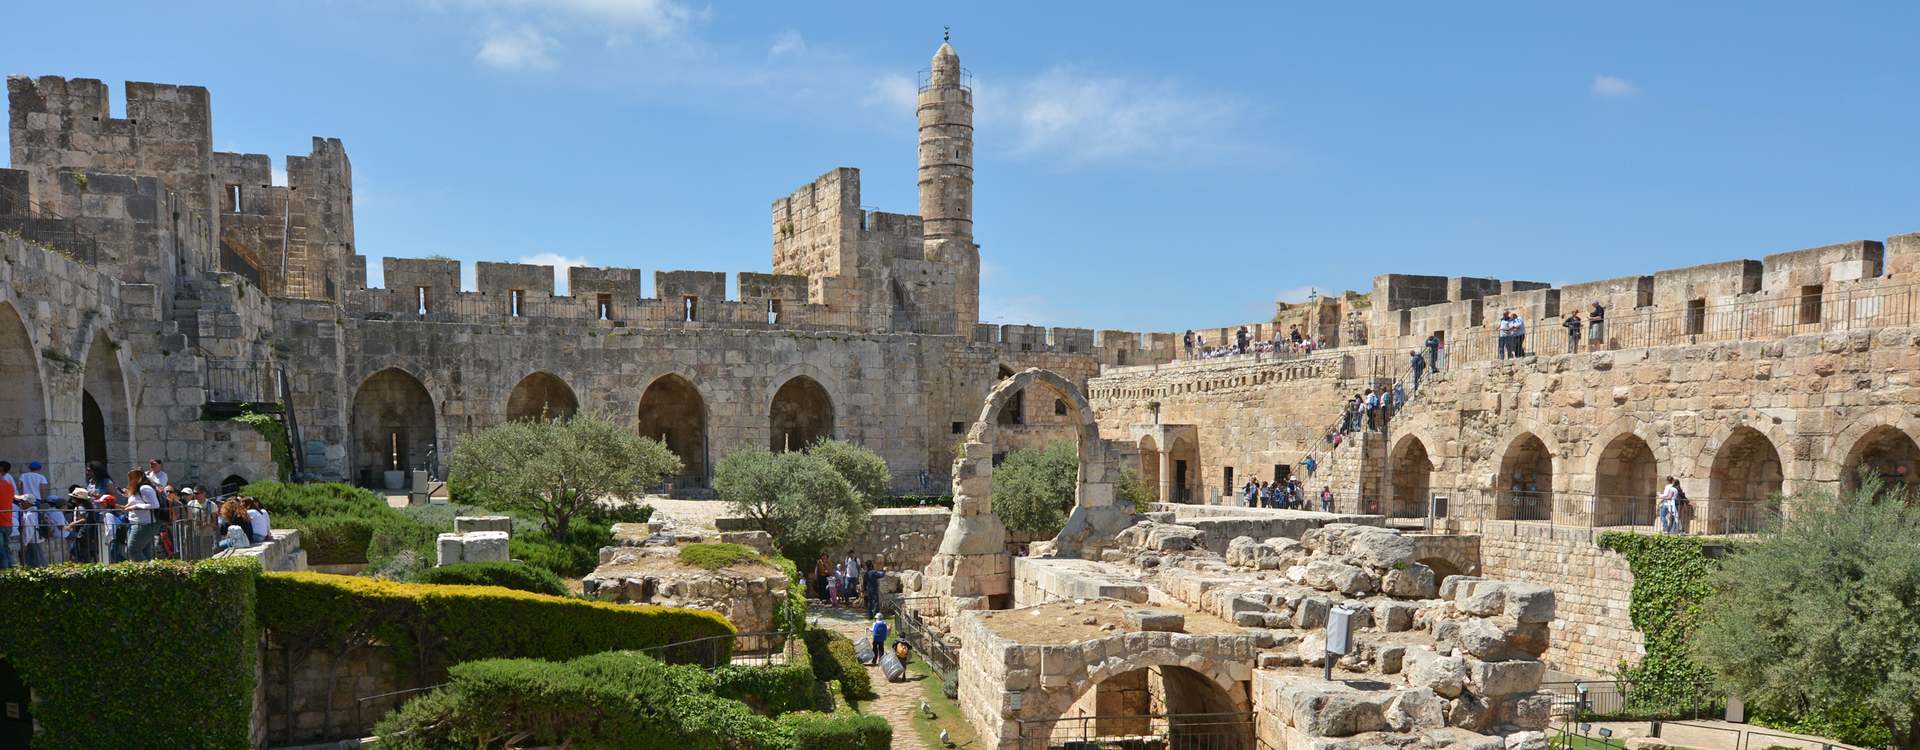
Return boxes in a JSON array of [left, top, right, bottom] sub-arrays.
[[0, 658, 31, 748], [82, 390, 107, 468], [1174, 460, 1189, 503]]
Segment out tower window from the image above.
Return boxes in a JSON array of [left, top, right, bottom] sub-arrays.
[[768, 299, 782, 325], [1798, 285, 1823, 326], [683, 296, 698, 322], [597, 293, 613, 320], [1685, 298, 1706, 336], [951, 421, 965, 434], [416, 287, 430, 316], [509, 289, 525, 317], [225, 184, 242, 213]]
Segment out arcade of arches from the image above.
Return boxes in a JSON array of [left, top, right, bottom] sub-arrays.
[[637, 374, 710, 486], [769, 376, 834, 452], [505, 372, 579, 422], [1593, 434, 1659, 526], [350, 368, 439, 485]]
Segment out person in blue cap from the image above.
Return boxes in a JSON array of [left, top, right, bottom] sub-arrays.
[[17, 461, 48, 506], [868, 614, 889, 666]]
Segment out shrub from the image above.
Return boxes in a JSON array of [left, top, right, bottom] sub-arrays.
[[450, 413, 680, 542], [246, 481, 438, 567], [256, 572, 734, 683], [875, 494, 953, 509], [679, 542, 767, 570], [509, 519, 613, 578], [0, 559, 260, 750], [374, 651, 786, 750], [778, 711, 892, 750], [713, 651, 817, 715], [802, 628, 874, 702], [805, 439, 891, 507], [992, 440, 1079, 534], [417, 561, 570, 597]]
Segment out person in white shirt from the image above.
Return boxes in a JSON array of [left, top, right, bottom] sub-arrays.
[[145, 459, 170, 492], [14, 495, 43, 567], [17, 462, 48, 504], [245, 498, 272, 543], [1656, 477, 1682, 534], [122, 469, 161, 561]]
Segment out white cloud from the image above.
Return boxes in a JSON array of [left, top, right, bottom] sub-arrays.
[[1591, 74, 1638, 97], [769, 29, 805, 58], [271, 165, 288, 187], [517, 251, 594, 294], [431, 0, 697, 37], [477, 25, 558, 70], [866, 72, 918, 114]]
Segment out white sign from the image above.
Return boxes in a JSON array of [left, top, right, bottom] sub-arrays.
[[1326, 606, 1356, 655]]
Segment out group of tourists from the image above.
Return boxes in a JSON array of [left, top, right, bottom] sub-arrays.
[[813, 554, 887, 617], [1184, 326, 1322, 361], [2, 458, 271, 568], [1560, 302, 1608, 353], [1239, 476, 1333, 512], [1337, 385, 1406, 435], [1495, 302, 1609, 359], [1495, 310, 1528, 359]]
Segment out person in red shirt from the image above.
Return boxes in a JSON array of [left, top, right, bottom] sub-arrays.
[[0, 461, 16, 569]]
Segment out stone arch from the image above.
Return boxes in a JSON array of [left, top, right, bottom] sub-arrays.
[[505, 371, 578, 422], [637, 373, 710, 487], [1585, 419, 1665, 526], [1388, 432, 1436, 518], [1707, 426, 1783, 533], [78, 327, 135, 475], [1820, 406, 1920, 491], [1704, 416, 1806, 497], [1840, 424, 1920, 499], [0, 300, 50, 472], [769, 375, 834, 452], [994, 364, 1024, 425], [219, 474, 249, 495], [965, 368, 1123, 556], [1137, 434, 1160, 502], [1579, 417, 1670, 488], [1493, 430, 1556, 521], [996, 631, 1253, 750], [350, 367, 440, 488]]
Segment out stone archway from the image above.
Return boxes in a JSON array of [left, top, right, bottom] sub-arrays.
[[769, 375, 833, 452], [1708, 426, 1783, 532], [637, 373, 710, 487], [350, 368, 439, 488], [1167, 435, 1198, 504], [994, 364, 1024, 426], [1137, 434, 1160, 502], [1495, 432, 1554, 521], [0, 301, 50, 473], [505, 371, 578, 422], [80, 329, 134, 474], [1389, 434, 1435, 518], [1592, 432, 1660, 526], [1842, 425, 1920, 500]]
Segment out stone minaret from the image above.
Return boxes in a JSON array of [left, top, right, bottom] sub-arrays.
[[918, 36, 979, 332]]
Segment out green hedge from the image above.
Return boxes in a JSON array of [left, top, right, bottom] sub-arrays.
[[0, 559, 260, 750], [256, 572, 734, 682], [680, 542, 767, 570], [714, 646, 817, 715], [246, 481, 437, 567], [416, 561, 570, 597], [802, 628, 874, 702], [778, 711, 892, 750]]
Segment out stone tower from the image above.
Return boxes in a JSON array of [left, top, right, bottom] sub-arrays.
[[918, 36, 980, 332]]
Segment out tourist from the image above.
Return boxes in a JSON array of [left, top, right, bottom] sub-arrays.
[[38, 486, 69, 562], [14, 493, 43, 568], [63, 487, 98, 564], [1410, 349, 1426, 390], [1589, 302, 1606, 347], [1183, 330, 1194, 359], [1510, 312, 1527, 357], [863, 560, 885, 618], [215, 501, 253, 552], [245, 497, 273, 544], [185, 487, 216, 558], [1235, 326, 1249, 354], [1563, 311, 1582, 353], [0, 462, 14, 569], [122, 469, 161, 562], [97, 492, 126, 563], [1303, 455, 1317, 481], [1365, 389, 1380, 432], [17, 461, 48, 507], [813, 554, 832, 600], [1241, 480, 1257, 508], [1290, 325, 1303, 346], [1393, 381, 1406, 413], [1319, 486, 1333, 513], [1656, 477, 1683, 534], [145, 459, 169, 491], [842, 555, 861, 605], [868, 614, 889, 665], [1424, 333, 1442, 373], [1496, 312, 1513, 359]]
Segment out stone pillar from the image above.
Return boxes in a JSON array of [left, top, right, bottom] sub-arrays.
[[1157, 448, 1173, 503], [921, 437, 1011, 615]]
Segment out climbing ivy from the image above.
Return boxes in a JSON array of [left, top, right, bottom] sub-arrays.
[[1594, 531, 1721, 713], [232, 407, 293, 481]]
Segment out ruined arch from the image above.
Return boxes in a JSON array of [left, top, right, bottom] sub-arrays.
[[1591, 430, 1661, 526], [350, 367, 439, 487], [769, 375, 833, 452], [637, 373, 710, 487], [965, 368, 1123, 556], [982, 628, 1253, 750], [1388, 433, 1435, 518], [1841, 425, 1920, 499], [1494, 431, 1555, 521], [1137, 433, 1161, 502], [994, 364, 1023, 425], [505, 371, 578, 422], [79, 328, 135, 474], [0, 301, 50, 471]]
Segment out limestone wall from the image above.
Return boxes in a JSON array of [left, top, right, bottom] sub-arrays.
[[1477, 525, 1639, 678]]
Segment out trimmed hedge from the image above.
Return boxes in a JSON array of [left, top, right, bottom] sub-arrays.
[[875, 494, 952, 509], [714, 654, 816, 715], [256, 572, 734, 682], [246, 481, 437, 566], [0, 559, 260, 750], [416, 561, 570, 597], [374, 651, 887, 750], [778, 711, 892, 750], [679, 542, 767, 570], [802, 628, 874, 702]]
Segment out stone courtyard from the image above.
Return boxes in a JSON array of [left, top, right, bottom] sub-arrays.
[[2, 30, 1913, 750]]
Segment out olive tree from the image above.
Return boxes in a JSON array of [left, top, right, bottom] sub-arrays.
[[991, 441, 1078, 535], [715, 448, 872, 563], [804, 438, 891, 507], [449, 413, 680, 541], [1692, 474, 1920, 750]]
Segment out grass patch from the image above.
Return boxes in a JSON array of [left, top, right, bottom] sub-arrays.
[[896, 618, 976, 750], [678, 542, 767, 570]]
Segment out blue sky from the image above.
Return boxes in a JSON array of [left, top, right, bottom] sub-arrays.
[[5, 2, 1918, 332]]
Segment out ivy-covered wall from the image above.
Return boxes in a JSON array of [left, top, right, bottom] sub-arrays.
[[1594, 532, 1720, 709], [0, 559, 261, 750]]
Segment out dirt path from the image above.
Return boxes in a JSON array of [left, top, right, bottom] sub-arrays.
[[813, 606, 931, 750]]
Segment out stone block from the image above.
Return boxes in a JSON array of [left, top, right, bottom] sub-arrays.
[[1375, 601, 1418, 632], [1466, 658, 1545, 696], [462, 531, 510, 563], [1293, 596, 1330, 629], [1458, 582, 1506, 617], [1506, 731, 1549, 750], [1383, 688, 1446, 732], [1124, 608, 1185, 632], [436, 533, 463, 566], [454, 515, 513, 534], [719, 530, 774, 554], [1502, 583, 1556, 623], [1403, 651, 1466, 698], [1381, 563, 1438, 599], [1346, 528, 1418, 571]]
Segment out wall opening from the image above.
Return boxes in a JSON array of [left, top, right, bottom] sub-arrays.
[[769, 376, 833, 452], [1709, 426, 1782, 533], [1033, 665, 1249, 750], [637, 374, 710, 487], [505, 372, 579, 422], [682, 296, 698, 322], [82, 390, 107, 468], [1685, 298, 1706, 336], [1139, 435, 1161, 503], [1593, 433, 1659, 526], [415, 287, 430, 316], [1054, 398, 1068, 416], [597, 293, 613, 321], [0, 302, 48, 473], [767, 299, 781, 325], [350, 368, 438, 486], [1496, 433, 1553, 521], [1389, 436, 1434, 518], [995, 365, 1023, 425], [1842, 425, 1920, 501], [225, 183, 242, 213], [509, 289, 525, 317], [1798, 284, 1823, 326]]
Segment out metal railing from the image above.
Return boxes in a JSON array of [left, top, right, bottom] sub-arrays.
[[1011, 711, 1255, 750], [635, 630, 793, 670], [2, 505, 232, 568], [0, 178, 101, 266], [1542, 679, 1724, 721], [206, 360, 279, 403], [891, 595, 960, 678]]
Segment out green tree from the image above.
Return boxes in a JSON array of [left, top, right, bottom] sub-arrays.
[[1116, 466, 1155, 513], [992, 441, 1078, 535], [805, 439, 890, 507], [449, 413, 680, 542], [1691, 475, 1920, 750], [715, 449, 870, 563]]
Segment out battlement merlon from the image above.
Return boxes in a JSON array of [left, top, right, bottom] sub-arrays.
[[477, 261, 555, 297]]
